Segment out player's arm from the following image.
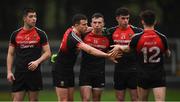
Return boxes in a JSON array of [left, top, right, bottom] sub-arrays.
[[28, 44, 51, 71], [109, 45, 130, 58], [7, 45, 15, 83], [78, 42, 118, 63]]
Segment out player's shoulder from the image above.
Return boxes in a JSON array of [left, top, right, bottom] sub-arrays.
[[130, 25, 143, 33], [154, 30, 167, 39], [104, 26, 118, 36], [12, 27, 22, 34], [132, 30, 144, 38], [35, 27, 46, 34], [10, 27, 23, 37]]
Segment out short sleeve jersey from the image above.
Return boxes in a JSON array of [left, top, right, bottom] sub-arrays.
[[54, 28, 83, 75], [129, 30, 168, 72], [9, 27, 48, 72], [107, 25, 142, 71], [81, 32, 110, 73]]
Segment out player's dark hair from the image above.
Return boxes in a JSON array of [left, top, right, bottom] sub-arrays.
[[72, 13, 87, 26], [23, 7, 36, 17], [140, 10, 156, 26], [115, 7, 130, 17], [92, 13, 104, 19]]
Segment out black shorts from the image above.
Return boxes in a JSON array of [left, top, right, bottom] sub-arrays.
[[79, 72, 105, 88], [137, 72, 166, 89], [114, 71, 137, 90], [12, 71, 42, 92], [52, 71, 74, 88]]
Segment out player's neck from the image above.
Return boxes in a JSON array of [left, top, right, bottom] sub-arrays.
[[92, 29, 102, 35], [118, 24, 129, 30], [72, 28, 80, 36], [23, 24, 34, 30], [143, 25, 154, 30]]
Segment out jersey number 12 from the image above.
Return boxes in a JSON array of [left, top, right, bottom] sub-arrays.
[[141, 46, 160, 63]]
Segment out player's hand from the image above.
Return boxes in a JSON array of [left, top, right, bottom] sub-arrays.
[[108, 45, 122, 58], [107, 53, 118, 63], [28, 60, 39, 71], [7, 72, 15, 83]]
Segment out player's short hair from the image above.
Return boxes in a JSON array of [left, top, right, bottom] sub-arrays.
[[115, 7, 130, 17], [92, 13, 104, 19], [140, 10, 156, 26], [72, 13, 87, 26], [23, 7, 36, 17]]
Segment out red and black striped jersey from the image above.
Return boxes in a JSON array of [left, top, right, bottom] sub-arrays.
[[130, 29, 168, 71], [9, 27, 48, 72], [81, 32, 110, 73], [54, 28, 83, 75]]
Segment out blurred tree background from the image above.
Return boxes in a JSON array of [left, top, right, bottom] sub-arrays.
[[0, 0, 179, 41]]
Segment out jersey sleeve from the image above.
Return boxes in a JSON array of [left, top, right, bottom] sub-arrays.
[[70, 32, 83, 48], [129, 34, 142, 50], [161, 35, 168, 51], [105, 27, 116, 45], [39, 31, 48, 46], [9, 32, 16, 47]]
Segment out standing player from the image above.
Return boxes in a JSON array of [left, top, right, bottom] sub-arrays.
[[79, 13, 109, 101], [112, 10, 171, 101], [107, 7, 142, 101], [134, 10, 170, 101], [52, 13, 116, 101], [7, 8, 51, 101]]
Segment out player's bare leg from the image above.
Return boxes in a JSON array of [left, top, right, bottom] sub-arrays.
[[129, 89, 138, 101], [153, 87, 166, 102], [92, 88, 103, 102], [12, 91, 25, 101], [115, 90, 125, 101], [68, 87, 74, 101], [28, 91, 39, 101], [137, 87, 150, 101], [56, 87, 73, 101], [80, 86, 92, 102]]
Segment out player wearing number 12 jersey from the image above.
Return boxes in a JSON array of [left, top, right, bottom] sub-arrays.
[[129, 10, 171, 101]]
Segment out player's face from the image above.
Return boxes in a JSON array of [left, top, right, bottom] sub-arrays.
[[116, 15, 129, 28], [91, 17, 104, 33], [76, 20, 88, 34], [24, 12, 37, 28]]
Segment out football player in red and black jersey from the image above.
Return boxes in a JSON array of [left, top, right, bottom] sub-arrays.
[[52, 13, 116, 101], [132, 10, 170, 101], [107, 7, 142, 101], [111, 10, 171, 101], [7, 8, 51, 101], [79, 13, 110, 101]]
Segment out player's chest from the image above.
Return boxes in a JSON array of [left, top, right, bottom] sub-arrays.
[[112, 29, 134, 45], [83, 35, 109, 50], [16, 32, 40, 48]]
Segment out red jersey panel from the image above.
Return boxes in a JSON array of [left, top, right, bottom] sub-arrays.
[[9, 27, 48, 72], [112, 25, 134, 46], [130, 30, 168, 71], [136, 30, 166, 63], [83, 32, 109, 51], [81, 32, 110, 73]]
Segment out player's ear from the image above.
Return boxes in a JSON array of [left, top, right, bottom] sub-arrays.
[[116, 16, 119, 22], [74, 23, 79, 27], [154, 20, 157, 25], [90, 22, 93, 27], [141, 20, 145, 25]]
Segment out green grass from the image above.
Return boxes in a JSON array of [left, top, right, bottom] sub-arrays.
[[1, 88, 180, 101]]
